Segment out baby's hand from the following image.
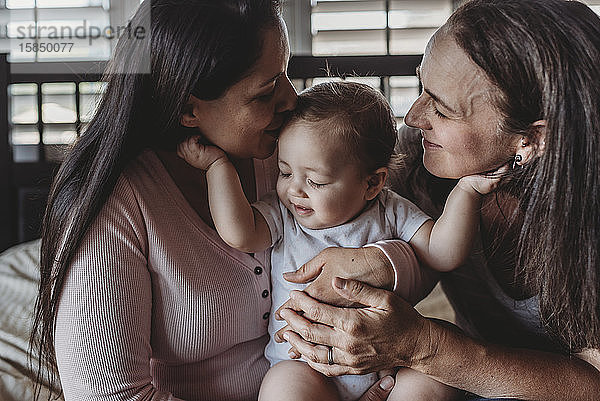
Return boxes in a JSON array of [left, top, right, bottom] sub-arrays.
[[458, 164, 508, 196], [177, 135, 228, 170]]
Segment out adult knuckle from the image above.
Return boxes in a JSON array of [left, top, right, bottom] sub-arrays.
[[346, 342, 362, 357], [349, 280, 364, 294], [342, 318, 359, 334], [306, 349, 319, 362], [339, 338, 354, 353], [380, 292, 394, 307], [300, 325, 314, 341], [307, 305, 321, 321]]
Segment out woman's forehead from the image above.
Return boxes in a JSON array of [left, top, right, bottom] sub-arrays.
[[237, 24, 289, 92], [421, 36, 497, 117]]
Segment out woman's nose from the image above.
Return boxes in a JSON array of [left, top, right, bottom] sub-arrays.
[[404, 95, 432, 131], [275, 75, 297, 114]]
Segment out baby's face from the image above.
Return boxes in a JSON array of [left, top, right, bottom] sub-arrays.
[[276, 121, 370, 230]]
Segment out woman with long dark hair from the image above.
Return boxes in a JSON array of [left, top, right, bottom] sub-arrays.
[[277, 1, 600, 400], [30, 0, 412, 399]]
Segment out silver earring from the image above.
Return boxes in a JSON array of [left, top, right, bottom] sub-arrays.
[[513, 154, 523, 169]]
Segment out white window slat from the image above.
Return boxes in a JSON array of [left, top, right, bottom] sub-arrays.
[[311, 0, 452, 56]]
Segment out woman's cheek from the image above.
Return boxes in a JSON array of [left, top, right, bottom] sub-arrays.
[[251, 102, 276, 127]]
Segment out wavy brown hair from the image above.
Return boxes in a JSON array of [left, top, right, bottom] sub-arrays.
[[448, 0, 600, 352], [30, 0, 282, 399]]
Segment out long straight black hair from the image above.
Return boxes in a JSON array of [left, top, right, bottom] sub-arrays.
[[30, 0, 282, 398], [448, 0, 600, 352]]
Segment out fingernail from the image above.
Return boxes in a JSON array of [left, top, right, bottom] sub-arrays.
[[283, 332, 290, 341], [380, 376, 394, 391], [287, 350, 297, 359], [333, 277, 346, 290]]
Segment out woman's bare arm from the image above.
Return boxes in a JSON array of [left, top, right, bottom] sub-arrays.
[[277, 278, 600, 401], [421, 320, 600, 400]]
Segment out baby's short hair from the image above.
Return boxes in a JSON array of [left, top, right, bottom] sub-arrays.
[[291, 80, 400, 175]]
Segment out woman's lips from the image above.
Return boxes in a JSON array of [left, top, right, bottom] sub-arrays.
[[264, 128, 280, 138], [422, 138, 442, 149]]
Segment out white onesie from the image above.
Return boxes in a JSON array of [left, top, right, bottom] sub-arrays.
[[253, 188, 431, 401]]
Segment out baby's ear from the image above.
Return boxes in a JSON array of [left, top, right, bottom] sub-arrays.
[[365, 167, 388, 201]]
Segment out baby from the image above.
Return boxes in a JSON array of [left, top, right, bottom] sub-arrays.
[[178, 81, 495, 401]]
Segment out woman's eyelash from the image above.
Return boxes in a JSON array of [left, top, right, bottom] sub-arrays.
[[279, 172, 291, 178], [258, 89, 275, 101], [257, 79, 280, 102], [433, 107, 447, 119]]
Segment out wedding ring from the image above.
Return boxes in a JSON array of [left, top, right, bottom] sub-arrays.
[[328, 346, 334, 365]]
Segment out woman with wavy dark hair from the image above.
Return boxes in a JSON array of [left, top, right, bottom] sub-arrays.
[[277, 1, 600, 400]]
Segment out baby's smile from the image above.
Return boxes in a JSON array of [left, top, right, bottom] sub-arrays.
[[292, 203, 314, 216]]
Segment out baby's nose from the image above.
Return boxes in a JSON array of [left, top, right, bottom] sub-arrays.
[[288, 180, 306, 197]]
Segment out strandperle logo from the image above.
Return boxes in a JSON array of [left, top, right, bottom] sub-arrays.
[[9, 20, 147, 46], [4, 3, 152, 75]]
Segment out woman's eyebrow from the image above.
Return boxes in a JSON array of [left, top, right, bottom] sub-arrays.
[[425, 88, 459, 115], [416, 65, 459, 115]]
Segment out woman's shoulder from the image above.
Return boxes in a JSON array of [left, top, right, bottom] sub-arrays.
[[100, 149, 169, 219], [122, 148, 163, 178]]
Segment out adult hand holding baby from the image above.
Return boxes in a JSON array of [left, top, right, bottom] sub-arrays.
[[275, 246, 395, 312], [275, 276, 431, 377]]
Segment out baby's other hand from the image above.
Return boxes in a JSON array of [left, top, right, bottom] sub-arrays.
[[177, 135, 228, 170], [458, 164, 508, 196]]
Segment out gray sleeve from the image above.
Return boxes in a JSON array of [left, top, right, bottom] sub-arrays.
[[252, 191, 284, 246]]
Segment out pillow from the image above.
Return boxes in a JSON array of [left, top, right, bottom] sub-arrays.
[[0, 240, 63, 401]]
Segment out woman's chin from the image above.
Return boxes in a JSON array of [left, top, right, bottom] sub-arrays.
[[253, 143, 277, 160], [422, 155, 464, 180], [227, 141, 277, 160], [252, 137, 278, 159]]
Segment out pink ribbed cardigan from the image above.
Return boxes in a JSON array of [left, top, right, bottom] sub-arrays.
[[54, 149, 424, 401]]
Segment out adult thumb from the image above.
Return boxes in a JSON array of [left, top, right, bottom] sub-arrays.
[[357, 376, 394, 401], [332, 277, 390, 308], [283, 260, 323, 284]]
